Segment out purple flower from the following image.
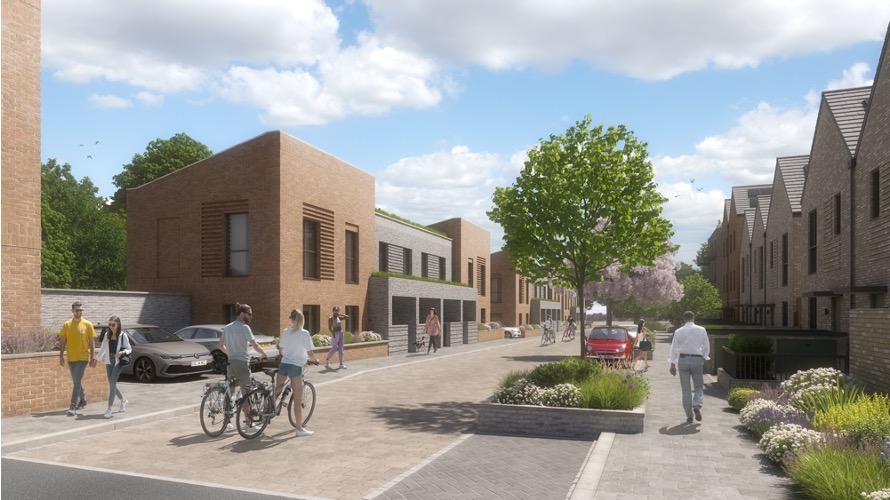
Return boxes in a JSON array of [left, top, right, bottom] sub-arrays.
[[621, 379, 627, 384], [626, 373, 634, 379], [629, 384, 635, 390]]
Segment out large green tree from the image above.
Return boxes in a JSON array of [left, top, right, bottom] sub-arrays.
[[488, 116, 674, 356], [41, 159, 126, 289], [109, 133, 212, 213], [667, 273, 721, 321]]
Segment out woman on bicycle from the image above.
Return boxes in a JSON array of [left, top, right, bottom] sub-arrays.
[[276, 309, 319, 437], [95, 316, 131, 419]]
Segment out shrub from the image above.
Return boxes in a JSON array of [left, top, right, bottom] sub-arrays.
[[781, 367, 849, 408], [740, 399, 810, 438], [1, 329, 59, 354], [577, 371, 648, 411], [728, 333, 773, 353], [312, 333, 332, 347], [758, 423, 823, 465], [494, 378, 542, 405], [526, 357, 603, 388], [540, 383, 582, 408], [478, 322, 490, 331], [728, 388, 760, 411], [862, 489, 890, 500], [786, 440, 890, 500], [813, 393, 890, 447], [794, 378, 864, 414], [498, 369, 531, 390], [354, 331, 382, 342]]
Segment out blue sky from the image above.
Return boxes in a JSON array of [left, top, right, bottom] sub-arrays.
[[40, 1, 890, 267]]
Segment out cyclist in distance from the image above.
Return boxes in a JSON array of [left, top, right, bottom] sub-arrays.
[[276, 308, 319, 437]]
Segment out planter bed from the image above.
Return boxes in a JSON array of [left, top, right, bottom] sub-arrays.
[[475, 397, 645, 439]]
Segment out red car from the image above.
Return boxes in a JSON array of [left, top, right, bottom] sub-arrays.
[[585, 325, 635, 361]]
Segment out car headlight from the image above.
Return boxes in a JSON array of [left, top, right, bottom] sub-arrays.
[[159, 354, 174, 359]]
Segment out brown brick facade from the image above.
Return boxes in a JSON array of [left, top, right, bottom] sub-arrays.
[[1, 0, 42, 334], [849, 308, 890, 394], [428, 218, 491, 324]]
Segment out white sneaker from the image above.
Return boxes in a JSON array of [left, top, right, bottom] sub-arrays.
[[103, 410, 113, 419], [119, 399, 128, 412], [67, 407, 77, 416], [339, 364, 346, 369], [295, 428, 314, 437], [226, 423, 234, 431]]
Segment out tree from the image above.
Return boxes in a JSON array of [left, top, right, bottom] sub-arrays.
[[585, 253, 683, 323], [41, 159, 126, 289], [109, 133, 212, 213], [667, 273, 721, 321], [488, 116, 674, 357]]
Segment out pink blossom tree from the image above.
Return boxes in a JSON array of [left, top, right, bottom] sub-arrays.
[[585, 253, 683, 325]]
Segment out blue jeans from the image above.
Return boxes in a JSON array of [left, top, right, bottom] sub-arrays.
[[105, 362, 124, 407], [67, 361, 88, 408], [677, 356, 704, 419]]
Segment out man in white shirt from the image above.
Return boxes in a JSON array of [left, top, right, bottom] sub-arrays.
[[669, 311, 710, 423]]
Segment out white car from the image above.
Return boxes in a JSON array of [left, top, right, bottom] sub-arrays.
[[174, 324, 280, 373], [503, 326, 522, 338]]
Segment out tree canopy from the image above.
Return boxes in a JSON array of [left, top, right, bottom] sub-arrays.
[[585, 253, 683, 323], [488, 116, 674, 356], [109, 133, 212, 213], [41, 159, 126, 289], [667, 273, 721, 321]]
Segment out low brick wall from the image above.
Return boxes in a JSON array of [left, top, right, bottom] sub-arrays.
[[849, 308, 890, 395], [1, 352, 109, 417], [477, 328, 505, 342], [2, 341, 389, 417], [475, 398, 645, 438], [716, 368, 780, 394]]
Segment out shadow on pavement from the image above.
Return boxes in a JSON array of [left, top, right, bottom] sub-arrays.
[[498, 355, 569, 364], [368, 401, 477, 435], [658, 423, 701, 435]]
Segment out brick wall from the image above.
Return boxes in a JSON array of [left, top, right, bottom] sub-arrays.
[[428, 218, 491, 324], [375, 214, 453, 281], [475, 399, 645, 438], [849, 308, 890, 394], [1, 0, 42, 334], [1, 352, 108, 417], [41, 289, 191, 333]]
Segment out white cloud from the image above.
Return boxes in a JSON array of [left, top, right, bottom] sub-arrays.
[[135, 92, 164, 107], [365, 0, 890, 79], [88, 94, 132, 110]]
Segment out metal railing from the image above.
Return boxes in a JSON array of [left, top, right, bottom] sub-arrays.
[[721, 346, 849, 381]]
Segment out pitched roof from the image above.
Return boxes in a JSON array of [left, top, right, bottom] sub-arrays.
[[731, 184, 772, 216], [776, 155, 808, 213], [756, 195, 771, 229], [744, 208, 757, 238], [823, 86, 872, 155], [723, 199, 731, 224]]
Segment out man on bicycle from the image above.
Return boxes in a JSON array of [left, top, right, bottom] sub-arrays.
[[219, 303, 268, 410]]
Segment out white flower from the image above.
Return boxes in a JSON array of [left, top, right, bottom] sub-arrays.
[[758, 423, 823, 464]]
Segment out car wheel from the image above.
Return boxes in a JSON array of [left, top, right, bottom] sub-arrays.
[[211, 350, 228, 374], [133, 357, 156, 383]]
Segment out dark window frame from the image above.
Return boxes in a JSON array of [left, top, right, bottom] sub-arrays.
[[303, 219, 320, 279], [226, 212, 249, 277]]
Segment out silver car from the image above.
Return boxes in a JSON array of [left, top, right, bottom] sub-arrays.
[[174, 324, 280, 374], [99, 324, 214, 383]]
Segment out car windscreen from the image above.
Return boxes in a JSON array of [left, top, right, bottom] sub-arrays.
[[127, 327, 181, 344], [590, 328, 626, 341]]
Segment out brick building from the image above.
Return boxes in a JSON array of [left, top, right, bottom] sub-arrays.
[[1, 0, 42, 334], [428, 218, 492, 324]]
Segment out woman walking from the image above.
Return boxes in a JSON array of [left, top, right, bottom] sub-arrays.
[[425, 307, 441, 354], [633, 319, 652, 371], [96, 316, 131, 418], [325, 306, 349, 369], [275, 309, 319, 437]]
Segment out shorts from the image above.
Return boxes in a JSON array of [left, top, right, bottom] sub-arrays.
[[278, 362, 304, 378], [226, 359, 251, 390]]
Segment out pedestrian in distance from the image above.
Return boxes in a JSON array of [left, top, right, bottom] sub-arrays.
[[632, 319, 652, 371], [95, 316, 131, 418], [425, 307, 441, 354], [325, 306, 349, 369], [668, 311, 710, 423], [219, 303, 268, 406], [275, 309, 320, 437], [58, 301, 97, 416]]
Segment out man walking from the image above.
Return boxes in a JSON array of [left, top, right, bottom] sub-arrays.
[[219, 303, 267, 407], [668, 311, 710, 423], [59, 301, 96, 416]]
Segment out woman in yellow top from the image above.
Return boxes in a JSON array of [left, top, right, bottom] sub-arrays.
[[325, 306, 349, 369]]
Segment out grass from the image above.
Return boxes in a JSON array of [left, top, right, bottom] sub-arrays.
[[578, 372, 649, 410], [786, 441, 890, 500]]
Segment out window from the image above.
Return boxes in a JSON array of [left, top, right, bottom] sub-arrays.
[[345, 230, 358, 283], [491, 276, 502, 303], [834, 193, 842, 235], [403, 248, 412, 275], [439, 257, 446, 280], [741, 257, 746, 293], [227, 213, 249, 276], [480, 308, 486, 323], [303, 305, 320, 334], [421, 253, 429, 278], [872, 169, 881, 219], [808, 297, 817, 329], [379, 242, 389, 272], [303, 219, 319, 279], [345, 306, 359, 333], [769, 241, 774, 269], [757, 247, 764, 290], [479, 264, 486, 296], [781, 233, 789, 286], [518, 278, 525, 303], [808, 210, 817, 274], [467, 260, 473, 287], [781, 301, 788, 327]]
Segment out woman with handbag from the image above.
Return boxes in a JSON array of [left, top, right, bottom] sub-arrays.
[[95, 316, 131, 419], [633, 319, 652, 371]]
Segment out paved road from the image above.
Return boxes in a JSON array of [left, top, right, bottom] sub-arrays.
[[2, 332, 799, 499]]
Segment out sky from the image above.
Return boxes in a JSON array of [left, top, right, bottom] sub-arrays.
[[40, 1, 890, 268]]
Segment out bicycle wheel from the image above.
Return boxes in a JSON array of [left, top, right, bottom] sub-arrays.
[[288, 381, 316, 427], [236, 388, 270, 439], [200, 385, 229, 437]]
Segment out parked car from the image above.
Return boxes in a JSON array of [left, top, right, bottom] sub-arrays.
[[97, 324, 214, 383], [174, 324, 280, 373], [503, 326, 522, 338], [585, 325, 634, 361]]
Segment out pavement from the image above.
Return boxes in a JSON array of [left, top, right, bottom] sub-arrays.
[[1, 332, 799, 499]]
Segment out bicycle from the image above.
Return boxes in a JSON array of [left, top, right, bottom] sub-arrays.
[[236, 362, 318, 440], [540, 324, 556, 346], [562, 323, 576, 342], [199, 372, 261, 438]]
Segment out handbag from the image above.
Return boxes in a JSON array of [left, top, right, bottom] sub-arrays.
[[117, 339, 131, 366], [639, 340, 652, 351]]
